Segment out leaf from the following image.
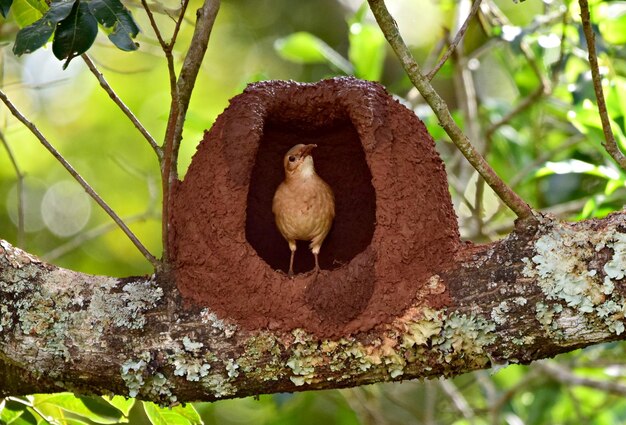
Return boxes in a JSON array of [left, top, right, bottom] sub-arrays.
[[84, 0, 139, 51], [31, 393, 125, 424], [348, 23, 385, 80], [274, 31, 353, 74], [11, 0, 47, 27], [580, 197, 597, 219], [534, 159, 621, 180], [102, 396, 135, 417], [143, 402, 203, 425], [597, 2, 626, 45], [52, 0, 98, 69], [347, 4, 386, 81], [1, 399, 36, 425], [0, 0, 13, 18], [12, 0, 76, 56]]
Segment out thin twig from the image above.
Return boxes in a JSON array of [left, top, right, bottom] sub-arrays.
[[0, 89, 159, 269], [0, 130, 25, 247], [422, 31, 449, 73], [81, 54, 162, 160], [44, 211, 157, 261], [170, 0, 191, 48], [539, 361, 626, 395], [486, 86, 545, 139], [140, 0, 169, 51], [578, 0, 626, 170], [161, 0, 220, 262], [141, 0, 178, 94], [367, 0, 533, 219], [439, 379, 476, 424], [426, 0, 482, 80], [424, 380, 437, 425]]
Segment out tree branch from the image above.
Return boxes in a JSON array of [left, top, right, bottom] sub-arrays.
[[0, 130, 24, 248], [425, 0, 482, 81], [1, 212, 625, 401], [0, 90, 159, 269], [578, 0, 626, 170], [140, 0, 178, 95], [161, 0, 220, 263], [81, 54, 162, 160], [367, 0, 533, 220]]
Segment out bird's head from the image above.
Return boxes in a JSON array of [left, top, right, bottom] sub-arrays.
[[283, 144, 317, 179]]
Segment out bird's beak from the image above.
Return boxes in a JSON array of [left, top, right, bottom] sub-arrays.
[[301, 144, 317, 157]]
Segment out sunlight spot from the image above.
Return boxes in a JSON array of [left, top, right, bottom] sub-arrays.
[[41, 180, 91, 237]]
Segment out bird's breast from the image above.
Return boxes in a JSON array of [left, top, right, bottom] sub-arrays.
[[272, 176, 335, 241]]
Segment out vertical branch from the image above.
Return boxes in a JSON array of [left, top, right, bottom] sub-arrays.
[[140, 0, 178, 94], [0, 131, 25, 247], [0, 90, 159, 269], [367, 0, 533, 219], [161, 0, 220, 262], [578, 0, 626, 170]]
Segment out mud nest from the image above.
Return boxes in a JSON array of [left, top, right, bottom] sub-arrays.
[[169, 77, 460, 337]]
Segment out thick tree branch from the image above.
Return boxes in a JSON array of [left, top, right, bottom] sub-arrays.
[[367, 0, 533, 220], [1, 212, 625, 402]]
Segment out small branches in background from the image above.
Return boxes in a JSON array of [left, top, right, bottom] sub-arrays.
[[0, 89, 159, 269], [82, 54, 162, 160], [367, 0, 533, 220], [0, 130, 24, 248], [578, 0, 626, 171]]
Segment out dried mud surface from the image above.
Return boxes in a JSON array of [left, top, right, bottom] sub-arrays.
[[169, 77, 460, 337]]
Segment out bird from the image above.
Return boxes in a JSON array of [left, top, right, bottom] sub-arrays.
[[272, 144, 335, 276]]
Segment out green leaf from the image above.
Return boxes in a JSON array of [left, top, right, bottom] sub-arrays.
[[31, 393, 125, 424], [84, 0, 139, 51], [11, 0, 47, 27], [597, 2, 626, 45], [102, 396, 135, 417], [274, 31, 353, 74], [12, 0, 76, 56], [605, 178, 625, 195], [0, 399, 37, 425], [143, 402, 203, 425], [348, 22, 385, 80], [347, 3, 385, 81], [534, 159, 621, 180], [0, 0, 13, 18], [580, 197, 597, 219], [52, 0, 98, 68]]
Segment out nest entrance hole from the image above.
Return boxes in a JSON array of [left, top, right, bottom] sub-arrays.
[[245, 119, 376, 275]]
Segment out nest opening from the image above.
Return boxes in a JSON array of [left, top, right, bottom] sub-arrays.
[[245, 118, 376, 275]]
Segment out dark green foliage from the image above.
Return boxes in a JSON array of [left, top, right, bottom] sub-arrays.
[[84, 0, 139, 51], [0, 0, 12, 18], [52, 0, 97, 68], [9, 0, 138, 65], [13, 0, 76, 56]]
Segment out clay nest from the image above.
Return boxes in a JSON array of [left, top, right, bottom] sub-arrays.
[[169, 77, 461, 338]]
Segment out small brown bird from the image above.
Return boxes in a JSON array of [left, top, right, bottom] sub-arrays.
[[273, 144, 335, 276]]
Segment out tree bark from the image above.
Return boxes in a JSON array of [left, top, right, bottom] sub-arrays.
[[1, 212, 625, 403]]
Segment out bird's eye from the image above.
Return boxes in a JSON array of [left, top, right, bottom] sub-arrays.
[[288, 155, 296, 162]]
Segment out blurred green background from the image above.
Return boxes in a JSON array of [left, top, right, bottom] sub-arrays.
[[2, 0, 626, 423]]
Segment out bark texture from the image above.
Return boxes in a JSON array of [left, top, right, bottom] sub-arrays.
[[1, 211, 625, 402]]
